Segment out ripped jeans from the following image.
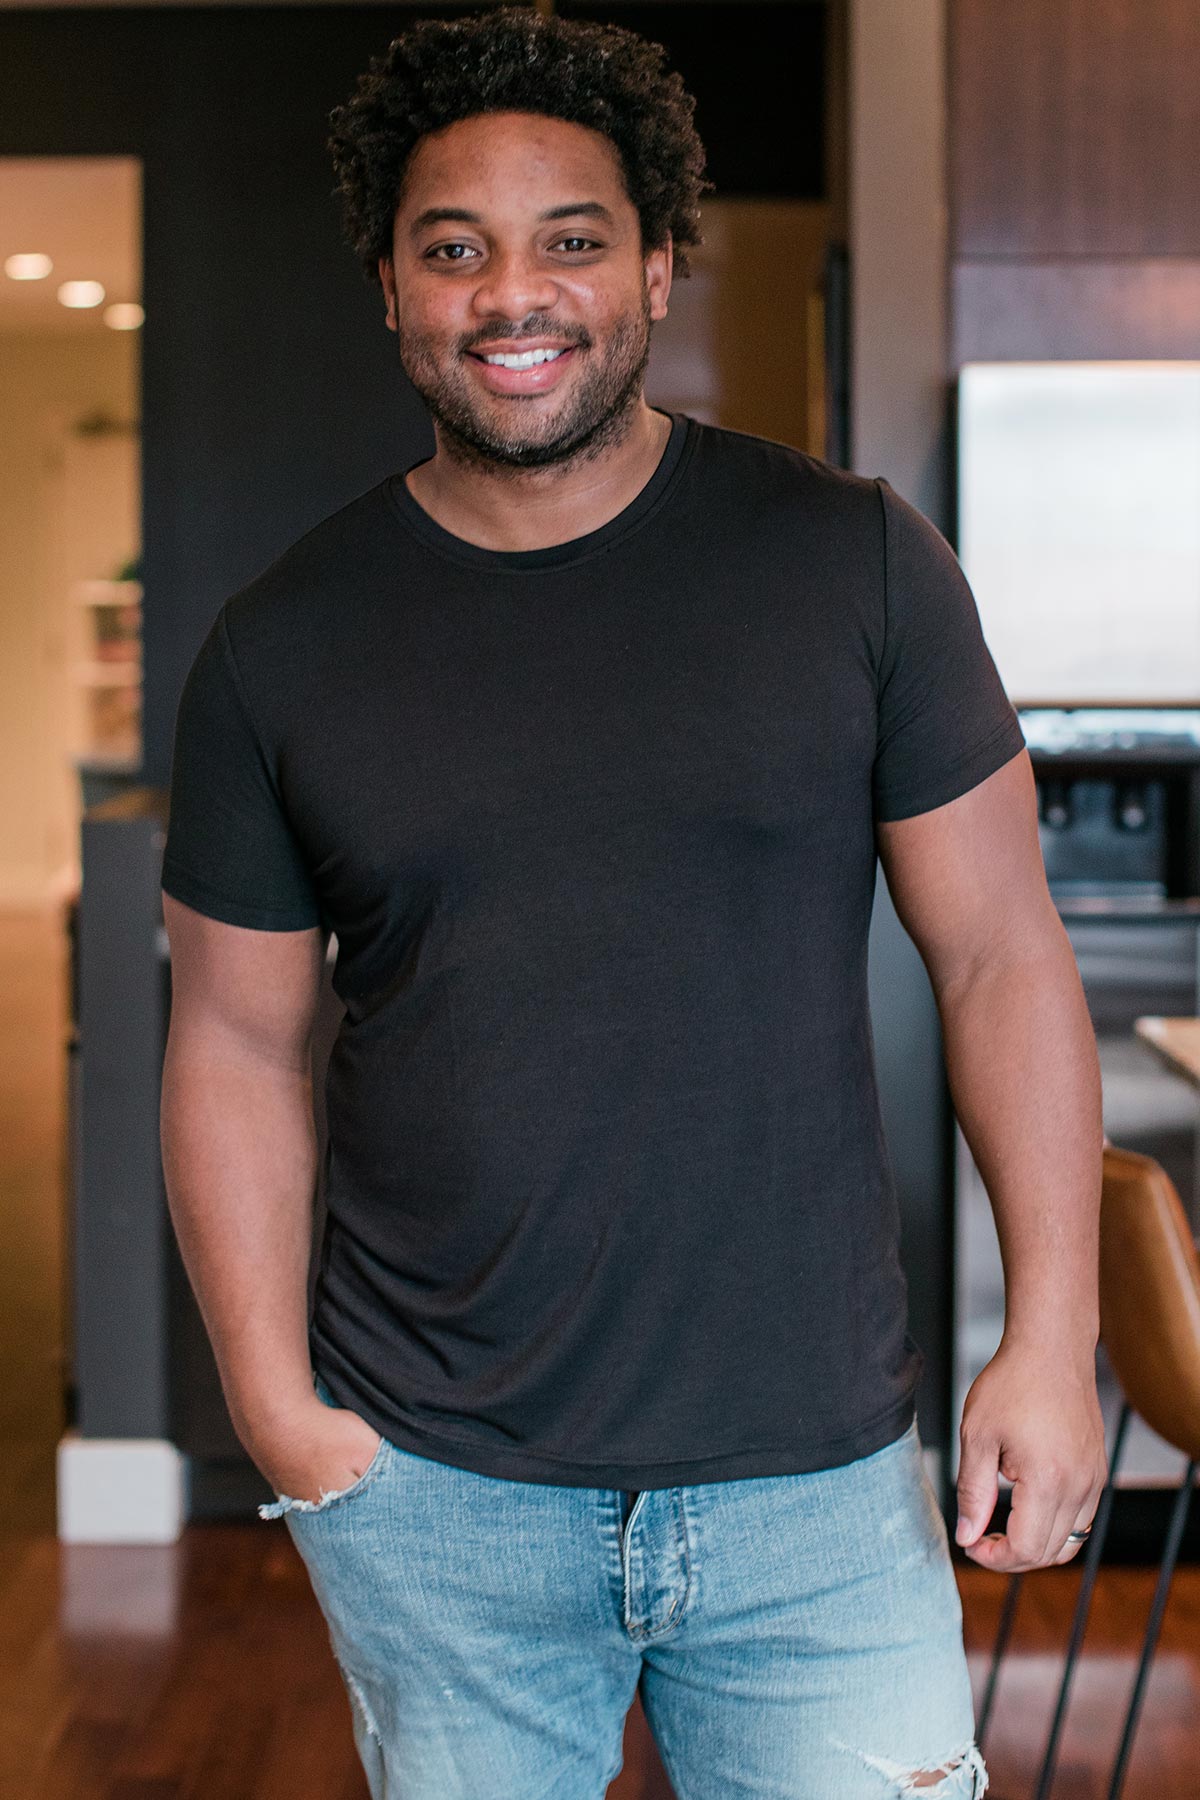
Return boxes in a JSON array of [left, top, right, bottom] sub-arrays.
[[260, 1376, 987, 1799]]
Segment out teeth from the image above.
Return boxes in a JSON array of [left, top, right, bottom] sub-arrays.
[[481, 347, 565, 368]]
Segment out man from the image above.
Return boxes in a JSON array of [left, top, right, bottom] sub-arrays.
[[159, 8, 1107, 1796]]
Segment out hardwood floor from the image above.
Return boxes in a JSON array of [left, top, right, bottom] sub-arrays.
[[3, 905, 1198, 1797], [959, 1561, 1200, 1799], [4, 1519, 1200, 1798]]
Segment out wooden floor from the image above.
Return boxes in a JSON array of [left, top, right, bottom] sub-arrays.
[[3, 904, 1199, 1798], [5, 1518, 1200, 1798]]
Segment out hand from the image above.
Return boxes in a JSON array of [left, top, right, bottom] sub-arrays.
[[243, 1393, 384, 1505], [954, 1335, 1108, 1572]]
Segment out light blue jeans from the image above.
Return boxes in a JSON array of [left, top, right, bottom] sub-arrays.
[[259, 1373, 987, 1798]]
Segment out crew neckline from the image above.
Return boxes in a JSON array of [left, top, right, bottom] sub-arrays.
[[384, 409, 696, 571]]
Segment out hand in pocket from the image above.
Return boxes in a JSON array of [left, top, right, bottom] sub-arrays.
[[249, 1393, 385, 1505]]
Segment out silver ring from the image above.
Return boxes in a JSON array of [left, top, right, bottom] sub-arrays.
[[1066, 1524, 1093, 1543]]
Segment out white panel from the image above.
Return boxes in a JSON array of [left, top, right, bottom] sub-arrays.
[[958, 362, 1200, 704], [57, 1433, 186, 1544]]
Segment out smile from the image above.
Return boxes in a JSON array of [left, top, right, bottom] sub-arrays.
[[477, 347, 567, 369], [465, 344, 580, 393]]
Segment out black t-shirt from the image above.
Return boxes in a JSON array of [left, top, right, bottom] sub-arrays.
[[161, 409, 1026, 1488]]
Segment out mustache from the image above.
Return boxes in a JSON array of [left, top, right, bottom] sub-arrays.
[[460, 315, 590, 352]]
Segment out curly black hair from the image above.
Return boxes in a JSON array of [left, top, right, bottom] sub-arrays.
[[326, 5, 713, 288]]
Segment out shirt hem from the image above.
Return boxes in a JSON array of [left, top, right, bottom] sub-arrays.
[[309, 1344, 919, 1488], [873, 710, 1027, 823], [161, 861, 321, 930]]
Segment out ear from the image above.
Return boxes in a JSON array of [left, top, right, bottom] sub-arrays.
[[645, 233, 672, 323], [378, 255, 398, 332]]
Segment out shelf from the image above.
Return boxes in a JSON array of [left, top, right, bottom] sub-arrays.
[[72, 662, 141, 687], [72, 578, 142, 606], [74, 751, 141, 773], [1054, 895, 1200, 921]]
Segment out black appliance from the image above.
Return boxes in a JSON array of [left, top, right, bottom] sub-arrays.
[[1022, 708, 1200, 903]]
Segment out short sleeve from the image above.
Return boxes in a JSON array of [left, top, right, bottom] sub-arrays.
[[872, 476, 1027, 822], [161, 606, 322, 930]]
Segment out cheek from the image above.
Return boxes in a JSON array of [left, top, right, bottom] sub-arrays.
[[394, 266, 452, 316], [397, 293, 463, 352], [561, 276, 637, 336]]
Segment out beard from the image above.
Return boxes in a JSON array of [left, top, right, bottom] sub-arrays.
[[394, 286, 654, 473]]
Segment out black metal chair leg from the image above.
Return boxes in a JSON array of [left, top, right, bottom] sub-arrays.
[[1032, 1399, 1132, 1800], [975, 1569, 1023, 1751], [1105, 1457, 1197, 1800]]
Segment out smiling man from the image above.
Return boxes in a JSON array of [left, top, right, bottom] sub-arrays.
[[159, 8, 1106, 1798], [381, 109, 675, 557], [386, 111, 667, 495]]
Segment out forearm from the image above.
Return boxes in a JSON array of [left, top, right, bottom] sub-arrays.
[[935, 931, 1103, 1365], [160, 1036, 320, 1441]]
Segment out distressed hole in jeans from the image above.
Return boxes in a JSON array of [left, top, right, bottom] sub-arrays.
[[341, 1663, 383, 1746], [832, 1736, 988, 1797]]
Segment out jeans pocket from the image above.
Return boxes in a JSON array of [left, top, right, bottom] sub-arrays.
[[257, 1377, 392, 1520]]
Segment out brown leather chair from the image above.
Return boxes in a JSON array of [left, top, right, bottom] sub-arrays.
[[977, 1142, 1200, 1800], [1097, 1144, 1200, 1462]]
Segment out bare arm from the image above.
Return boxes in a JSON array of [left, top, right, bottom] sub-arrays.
[[159, 893, 328, 1445], [876, 748, 1107, 1570], [160, 895, 384, 1505], [878, 749, 1102, 1355]]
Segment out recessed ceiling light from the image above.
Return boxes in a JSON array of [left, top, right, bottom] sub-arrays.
[[5, 252, 53, 280], [104, 302, 144, 331], [58, 279, 106, 309]]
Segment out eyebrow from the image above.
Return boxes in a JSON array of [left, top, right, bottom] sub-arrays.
[[408, 201, 616, 237]]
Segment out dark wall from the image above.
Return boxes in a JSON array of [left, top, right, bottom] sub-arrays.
[[560, 2, 825, 199], [0, 5, 461, 787]]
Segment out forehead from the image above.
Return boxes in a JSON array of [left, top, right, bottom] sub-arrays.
[[399, 110, 630, 212]]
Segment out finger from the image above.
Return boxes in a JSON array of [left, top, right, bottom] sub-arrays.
[[962, 1528, 1043, 1574], [969, 1476, 1074, 1572], [1003, 1468, 1064, 1568], [961, 1530, 1016, 1571], [1048, 1521, 1087, 1565], [1051, 1501, 1104, 1567], [955, 1432, 1000, 1548], [966, 1525, 1072, 1574], [1041, 1494, 1089, 1569], [1050, 1489, 1105, 1566], [966, 1468, 1108, 1572]]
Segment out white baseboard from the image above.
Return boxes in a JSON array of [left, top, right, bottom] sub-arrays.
[[57, 1431, 187, 1543]]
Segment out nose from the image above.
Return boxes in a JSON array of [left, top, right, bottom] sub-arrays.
[[470, 249, 560, 324]]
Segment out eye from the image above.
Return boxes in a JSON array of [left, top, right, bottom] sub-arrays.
[[554, 236, 601, 253], [425, 243, 480, 262]]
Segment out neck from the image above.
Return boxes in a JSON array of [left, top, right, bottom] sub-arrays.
[[405, 398, 672, 553]]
